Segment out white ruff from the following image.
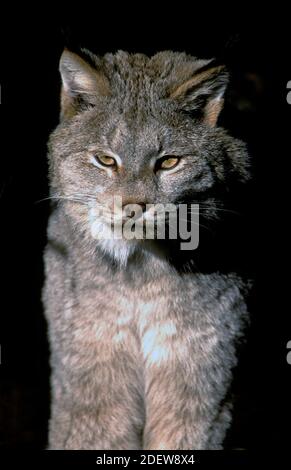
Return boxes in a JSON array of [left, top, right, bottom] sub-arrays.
[[88, 206, 139, 266]]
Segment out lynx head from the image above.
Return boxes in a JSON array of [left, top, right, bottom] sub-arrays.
[[48, 48, 249, 265]]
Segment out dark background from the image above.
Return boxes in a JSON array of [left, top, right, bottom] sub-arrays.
[[0, 11, 290, 449]]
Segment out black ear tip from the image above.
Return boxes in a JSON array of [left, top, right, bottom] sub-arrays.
[[196, 59, 228, 77]]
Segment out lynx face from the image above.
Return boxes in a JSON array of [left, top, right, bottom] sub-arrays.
[[48, 49, 249, 264]]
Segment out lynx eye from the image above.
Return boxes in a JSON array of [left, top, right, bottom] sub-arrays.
[[94, 155, 116, 167], [156, 156, 180, 171]]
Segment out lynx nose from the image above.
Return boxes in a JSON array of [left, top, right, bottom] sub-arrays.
[[123, 201, 147, 211], [122, 200, 147, 223]]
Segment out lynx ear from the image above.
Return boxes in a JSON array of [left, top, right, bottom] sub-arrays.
[[169, 62, 229, 127], [59, 49, 110, 120]]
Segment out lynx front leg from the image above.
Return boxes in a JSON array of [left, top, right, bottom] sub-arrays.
[[48, 352, 144, 450], [141, 284, 247, 450], [44, 242, 145, 450], [142, 335, 235, 450], [47, 308, 145, 450]]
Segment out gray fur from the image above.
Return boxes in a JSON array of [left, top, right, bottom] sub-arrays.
[[43, 49, 250, 449]]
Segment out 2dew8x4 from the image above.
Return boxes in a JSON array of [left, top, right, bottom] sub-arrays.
[[140, 454, 196, 465]]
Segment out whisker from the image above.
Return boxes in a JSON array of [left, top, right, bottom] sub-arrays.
[[177, 218, 210, 232], [35, 192, 98, 204], [35, 196, 91, 206], [188, 207, 240, 216]]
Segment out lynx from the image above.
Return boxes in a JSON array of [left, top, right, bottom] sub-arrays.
[[43, 48, 250, 449]]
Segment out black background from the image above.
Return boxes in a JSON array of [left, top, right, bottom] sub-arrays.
[[0, 9, 290, 450]]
